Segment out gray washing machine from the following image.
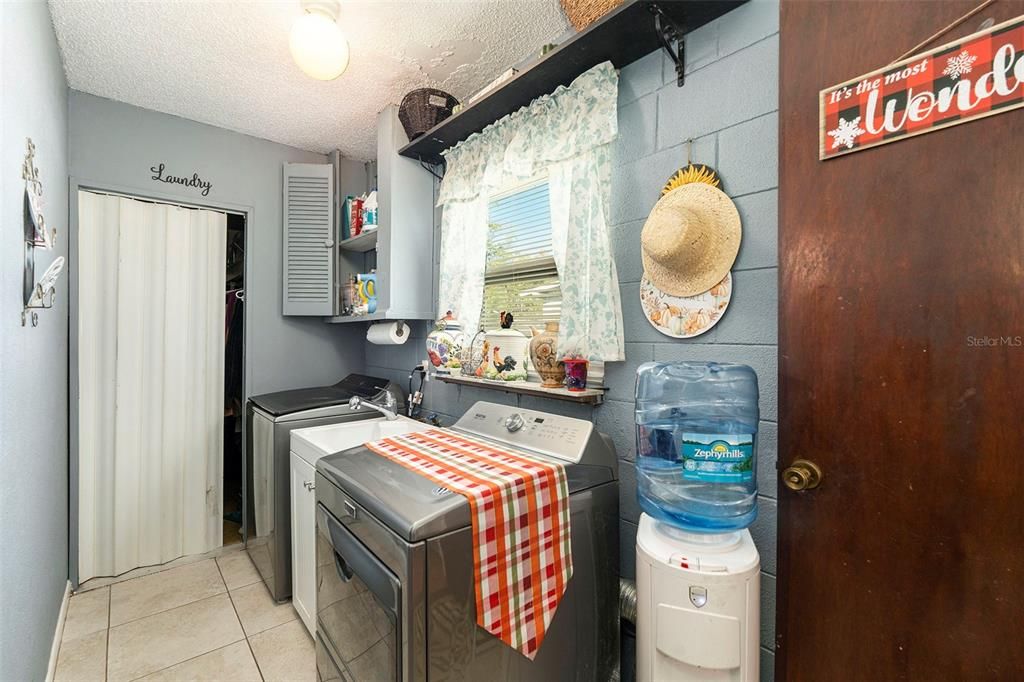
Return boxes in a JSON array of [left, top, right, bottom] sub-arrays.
[[245, 374, 403, 602], [314, 401, 620, 681]]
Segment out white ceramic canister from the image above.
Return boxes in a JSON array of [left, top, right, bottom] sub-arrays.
[[484, 327, 530, 380]]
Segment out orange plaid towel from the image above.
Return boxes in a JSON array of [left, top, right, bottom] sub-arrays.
[[364, 428, 573, 659]]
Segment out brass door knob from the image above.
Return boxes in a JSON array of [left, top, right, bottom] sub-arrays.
[[782, 459, 823, 491]]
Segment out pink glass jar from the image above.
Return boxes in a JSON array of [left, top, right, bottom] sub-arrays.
[[563, 359, 588, 391]]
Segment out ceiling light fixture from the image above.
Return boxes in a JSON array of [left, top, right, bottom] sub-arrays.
[[290, 0, 350, 81]]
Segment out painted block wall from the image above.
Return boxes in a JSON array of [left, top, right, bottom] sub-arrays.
[[360, 2, 779, 678], [0, 2, 70, 679]]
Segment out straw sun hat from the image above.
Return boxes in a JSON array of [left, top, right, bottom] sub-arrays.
[[640, 182, 742, 297]]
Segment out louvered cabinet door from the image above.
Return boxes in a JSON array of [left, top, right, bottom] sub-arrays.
[[282, 163, 335, 316]]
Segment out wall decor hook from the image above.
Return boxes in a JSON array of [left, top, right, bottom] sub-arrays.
[[649, 3, 686, 87]]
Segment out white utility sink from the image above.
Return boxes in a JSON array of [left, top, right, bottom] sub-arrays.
[[288, 416, 432, 636], [291, 415, 431, 468]]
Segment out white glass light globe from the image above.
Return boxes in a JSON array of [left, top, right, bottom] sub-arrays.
[[289, 11, 349, 81]]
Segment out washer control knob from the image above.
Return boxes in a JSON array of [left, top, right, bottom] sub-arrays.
[[504, 413, 525, 432]]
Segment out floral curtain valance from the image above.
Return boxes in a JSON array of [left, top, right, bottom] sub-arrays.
[[437, 62, 619, 205], [436, 61, 625, 362]]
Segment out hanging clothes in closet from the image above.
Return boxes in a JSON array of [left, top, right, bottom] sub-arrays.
[[225, 289, 244, 417]]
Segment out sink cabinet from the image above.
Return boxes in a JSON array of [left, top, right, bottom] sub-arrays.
[[289, 416, 433, 637], [290, 451, 317, 635]]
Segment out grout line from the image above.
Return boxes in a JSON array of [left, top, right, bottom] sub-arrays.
[[103, 562, 229, 630], [124, 640, 248, 682], [216, 557, 266, 682], [731, 265, 779, 274], [675, 32, 780, 82]]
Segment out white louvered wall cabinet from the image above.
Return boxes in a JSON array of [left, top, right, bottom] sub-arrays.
[[283, 106, 436, 322], [282, 163, 335, 316]]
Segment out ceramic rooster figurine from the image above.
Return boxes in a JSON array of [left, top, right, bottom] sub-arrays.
[[492, 346, 517, 373], [475, 340, 490, 377]]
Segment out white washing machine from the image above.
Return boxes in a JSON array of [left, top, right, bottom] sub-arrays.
[[636, 513, 760, 681]]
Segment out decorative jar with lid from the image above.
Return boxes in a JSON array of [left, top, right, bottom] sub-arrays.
[[425, 311, 466, 374]]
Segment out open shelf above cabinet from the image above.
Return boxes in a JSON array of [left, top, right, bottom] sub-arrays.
[[398, 0, 746, 163], [338, 229, 378, 253]]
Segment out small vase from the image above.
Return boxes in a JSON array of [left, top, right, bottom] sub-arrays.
[[529, 321, 565, 388], [563, 359, 588, 392]]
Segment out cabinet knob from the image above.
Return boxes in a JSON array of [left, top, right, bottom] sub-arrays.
[[323, 239, 334, 248]]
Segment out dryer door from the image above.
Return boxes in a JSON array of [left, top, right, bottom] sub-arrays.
[[316, 503, 401, 681]]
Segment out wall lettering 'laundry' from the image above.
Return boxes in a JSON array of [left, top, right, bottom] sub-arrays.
[[819, 14, 1024, 160], [150, 162, 213, 196]]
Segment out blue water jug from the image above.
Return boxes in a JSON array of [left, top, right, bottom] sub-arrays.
[[635, 361, 760, 532]]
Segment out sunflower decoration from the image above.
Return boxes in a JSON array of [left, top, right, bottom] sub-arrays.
[[661, 163, 722, 195]]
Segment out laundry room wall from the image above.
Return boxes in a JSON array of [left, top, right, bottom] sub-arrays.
[[67, 91, 367, 397], [360, 1, 779, 677], [0, 2, 70, 680]]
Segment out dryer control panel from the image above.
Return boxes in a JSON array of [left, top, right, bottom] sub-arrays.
[[453, 401, 594, 463]]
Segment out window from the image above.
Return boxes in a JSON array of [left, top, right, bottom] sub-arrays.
[[480, 178, 561, 333]]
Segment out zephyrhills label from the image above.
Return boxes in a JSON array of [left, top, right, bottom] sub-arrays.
[[681, 433, 754, 483]]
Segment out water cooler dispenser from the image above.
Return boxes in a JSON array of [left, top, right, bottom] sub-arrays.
[[636, 515, 760, 680], [634, 362, 761, 681]]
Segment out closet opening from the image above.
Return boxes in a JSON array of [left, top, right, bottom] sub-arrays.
[[72, 188, 249, 586], [224, 213, 246, 546]]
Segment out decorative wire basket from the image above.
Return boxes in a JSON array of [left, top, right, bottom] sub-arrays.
[[460, 330, 488, 378], [398, 88, 459, 141]]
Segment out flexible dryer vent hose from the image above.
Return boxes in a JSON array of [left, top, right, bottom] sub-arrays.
[[620, 577, 637, 625]]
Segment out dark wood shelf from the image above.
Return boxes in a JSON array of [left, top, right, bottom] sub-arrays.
[[436, 374, 606, 405], [399, 0, 746, 163]]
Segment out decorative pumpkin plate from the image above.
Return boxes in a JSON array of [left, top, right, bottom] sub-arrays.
[[639, 273, 732, 338]]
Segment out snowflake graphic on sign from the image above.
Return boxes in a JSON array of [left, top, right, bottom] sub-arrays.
[[942, 50, 977, 80], [827, 116, 866, 150]]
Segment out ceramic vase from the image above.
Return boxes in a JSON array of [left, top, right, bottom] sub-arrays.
[[529, 321, 565, 388], [563, 358, 588, 392]]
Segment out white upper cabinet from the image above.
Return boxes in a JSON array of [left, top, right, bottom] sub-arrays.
[[283, 163, 334, 316], [373, 104, 436, 321], [285, 109, 435, 322]]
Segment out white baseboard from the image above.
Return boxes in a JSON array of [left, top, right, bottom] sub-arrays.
[[45, 581, 72, 682]]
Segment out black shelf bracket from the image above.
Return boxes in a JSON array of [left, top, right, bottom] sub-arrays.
[[650, 3, 686, 86]]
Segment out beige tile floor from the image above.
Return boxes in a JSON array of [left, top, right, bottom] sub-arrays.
[[55, 548, 314, 682]]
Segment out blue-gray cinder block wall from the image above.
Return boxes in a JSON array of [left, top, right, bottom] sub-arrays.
[[362, 2, 779, 677]]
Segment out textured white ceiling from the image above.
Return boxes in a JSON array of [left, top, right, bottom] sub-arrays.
[[49, 0, 570, 159]]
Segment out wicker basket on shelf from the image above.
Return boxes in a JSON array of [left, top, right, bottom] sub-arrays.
[[398, 88, 459, 141], [560, 0, 623, 31]]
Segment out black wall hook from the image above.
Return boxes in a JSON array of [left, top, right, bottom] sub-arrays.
[[649, 3, 686, 87]]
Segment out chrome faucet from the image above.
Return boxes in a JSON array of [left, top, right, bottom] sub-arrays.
[[348, 393, 399, 421]]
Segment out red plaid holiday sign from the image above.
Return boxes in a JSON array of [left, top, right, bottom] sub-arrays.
[[364, 428, 572, 660], [820, 14, 1024, 160]]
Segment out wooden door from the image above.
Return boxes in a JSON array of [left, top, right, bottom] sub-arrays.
[[778, 1, 1024, 679]]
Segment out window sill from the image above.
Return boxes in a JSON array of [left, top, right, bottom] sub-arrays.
[[435, 374, 605, 405]]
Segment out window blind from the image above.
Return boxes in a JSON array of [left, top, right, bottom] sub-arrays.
[[481, 179, 562, 333]]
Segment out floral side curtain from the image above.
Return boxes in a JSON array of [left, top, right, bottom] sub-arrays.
[[436, 61, 624, 361]]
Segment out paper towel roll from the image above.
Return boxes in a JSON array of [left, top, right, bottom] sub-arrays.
[[366, 322, 408, 345]]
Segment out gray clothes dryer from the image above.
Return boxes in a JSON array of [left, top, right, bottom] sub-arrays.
[[314, 401, 620, 682], [244, 373, 403, 602]]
